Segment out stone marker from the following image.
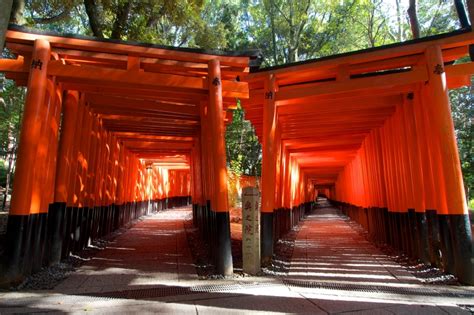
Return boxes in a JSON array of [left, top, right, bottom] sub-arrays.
[[242, 186, 260, 275]]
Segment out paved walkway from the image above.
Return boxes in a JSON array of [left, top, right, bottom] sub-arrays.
[[289, 205, 419, 284], [55, 206, 198, 294], [0, 205, 473, 314]]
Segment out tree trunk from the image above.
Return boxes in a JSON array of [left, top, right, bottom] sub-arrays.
[[0, 0, 13, 50], [9, 0, 24, 25], [84, 0, 104, 38], [111, 1, 132, 39], [407, 0, 420, 39], [466, 0, 474, 26], [2, 125, 15, 212], [395, 0, 402, 42], [2, 150, 14, 212], [454, 0, 470, 28], [268, 2, 279, 65]]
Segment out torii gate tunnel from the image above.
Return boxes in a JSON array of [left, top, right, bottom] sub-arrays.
[[0, 26, 474, 286]]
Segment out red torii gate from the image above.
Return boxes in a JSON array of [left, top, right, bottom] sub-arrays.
[[1, 25, 474, 286], [0, 26, 259, 285], [242, 29, 474, 284]]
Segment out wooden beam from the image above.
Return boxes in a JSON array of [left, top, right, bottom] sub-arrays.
[[445, 62, 474, 77], [85, 94, 200, 116], [0, 57, 27, 73], [122, 141, 193, 150], [63, 83, 207, 101], [99, 115, 200, 125], [48, 61, 207, 90], [288, 144, 361, 154], [47, 61, 249, 98], [6, 29, 251, 67], [277, 68, 427, 102]]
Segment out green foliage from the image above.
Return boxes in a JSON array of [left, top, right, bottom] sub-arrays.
[[417, 0, 461, 36], [225, 102, 261, 176], [0, 80, 24, 155], [0, 159, 7, 187], [23, 0, 88, 34], [449, 76, 473, 200], [245, 0, 361, 65], [21, 0, 229, 49], [0, 78, 25, 188]]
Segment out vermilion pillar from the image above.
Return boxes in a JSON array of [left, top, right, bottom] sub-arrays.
[[42, 83, 63, 267], [402, 94, 430, 264], [1, 39, 51, 285], [424, 45, 473, 285], [261, 74, 277, 265], [26, 78, 55, 274], [208, 59, 232, 276], [31, 79, 61, 272]]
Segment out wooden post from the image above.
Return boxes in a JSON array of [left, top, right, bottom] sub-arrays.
[[208, 59, 232, 276], [261, 74, 277, 265], [402, 93, 430, 264], [1, 39, 50, 285], [424, 45, 473, 284]]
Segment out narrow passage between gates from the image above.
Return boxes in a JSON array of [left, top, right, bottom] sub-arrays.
[[288, 200, 418, 285], [55, 205, 197, 295]]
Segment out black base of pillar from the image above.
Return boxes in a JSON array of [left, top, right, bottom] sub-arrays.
[[22, 213, 37, 275], [0, 214, 29, 287], [448, 214, 474, 285], [78, 207, 89, 252], [387, 211, 395, 248], [91, 206, 100, 240], [438, 214, 455, 275], [407, 209, 418, 260], [382, 208, 390, 245], [192, 204, 198, 227], [415, 211, 430, 264], [261, 212, 274, 266], [69, 207, 80, 254], [426, 210, 442, 267], [215, 211, 233, 276], [31, 212, 48, 273], [72, 207, 84, 254], [394, 212, 402, 251], [46, 202, 66, 266], [112, 204, 120, 231], [61, 207, 72, 260]]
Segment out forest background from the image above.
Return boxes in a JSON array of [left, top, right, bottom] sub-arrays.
[[0, 0, 472, 210]]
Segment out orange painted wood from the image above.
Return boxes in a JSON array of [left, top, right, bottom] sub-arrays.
[[54, 91, 79, 203], [10, 39, 51, 216], [208, 60, 229, 212], [277, 68, 427, 102], [261, 74, 278, 213], [6, 29, 251, 67], [424, 46, 468, 215]]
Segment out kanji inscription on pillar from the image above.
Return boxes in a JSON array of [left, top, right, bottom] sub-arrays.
[[242, 186, 260, 275]]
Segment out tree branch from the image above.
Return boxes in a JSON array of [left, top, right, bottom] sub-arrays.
[[10, 0, 25, 25], [32, 9, 70, 24]]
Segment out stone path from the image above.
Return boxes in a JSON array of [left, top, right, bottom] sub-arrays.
[[54, 206, 198, 295], [0, 204, 473, 314], [283, 204, 474, 314], [288, 206, 418, 284]]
